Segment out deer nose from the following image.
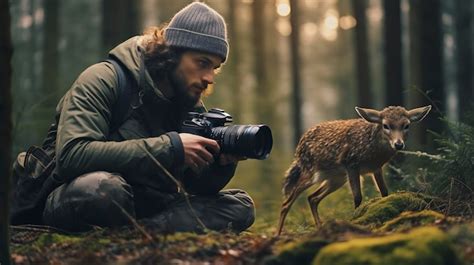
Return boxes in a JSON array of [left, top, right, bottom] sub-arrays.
[[394, 141, 405, 150]]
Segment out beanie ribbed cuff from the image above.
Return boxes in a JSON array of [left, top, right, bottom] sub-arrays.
[[165, 27, 228, 61]]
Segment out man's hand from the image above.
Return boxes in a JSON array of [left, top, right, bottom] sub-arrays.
[[179, 133, 220, 173]]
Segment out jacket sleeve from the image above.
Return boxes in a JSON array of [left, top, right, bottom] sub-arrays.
[[55, 62, 184, 182]]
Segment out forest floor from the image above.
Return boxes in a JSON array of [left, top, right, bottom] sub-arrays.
[[9, 192, 474, 265]]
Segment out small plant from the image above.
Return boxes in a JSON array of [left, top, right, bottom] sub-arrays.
[[429, 116, 474, 202]]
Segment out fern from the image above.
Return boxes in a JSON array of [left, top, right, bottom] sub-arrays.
[[429, 115, 474, 202]]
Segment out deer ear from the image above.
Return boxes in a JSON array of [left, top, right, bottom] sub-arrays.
[[408, 105, 432, 123], [355, 107, 382, 123]]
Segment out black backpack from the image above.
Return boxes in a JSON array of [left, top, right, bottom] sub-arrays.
[[10, 57, 138, 225]]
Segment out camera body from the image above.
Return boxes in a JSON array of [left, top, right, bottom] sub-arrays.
[[181, 108, 273, 160]]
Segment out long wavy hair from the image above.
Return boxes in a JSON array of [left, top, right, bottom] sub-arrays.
[[142, 26, 216, 97], [142, 26, 183, 82]]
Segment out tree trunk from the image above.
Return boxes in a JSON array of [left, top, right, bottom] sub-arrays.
[[0, 0, 13, 263], [353, 0, 372, 107], [253, 0, 267, 106], [454, 0, 473, 121], [227, 0, 242, 122], [42, 0, 60, 107], [252, 0, 277, 177], [383, 0, 403, 106], [252, 0, 274, 123], [289, 0, 303, 148], [102, 0, 140, 54], [408, 0, 444, 148]]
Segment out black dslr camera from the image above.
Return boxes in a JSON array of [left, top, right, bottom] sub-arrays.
[[181, 108, 273, 160]]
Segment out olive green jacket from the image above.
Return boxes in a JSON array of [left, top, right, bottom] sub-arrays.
[[48, 36, 236, 194]]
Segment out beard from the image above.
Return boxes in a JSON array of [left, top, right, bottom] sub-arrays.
[[168, 70, 200, 111]]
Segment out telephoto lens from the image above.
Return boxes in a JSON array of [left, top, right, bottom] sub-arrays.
[[180, 108, 273, 159], [210, 124, 273, 160]]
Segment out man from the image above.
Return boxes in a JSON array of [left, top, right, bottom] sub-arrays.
[[13, 2, 255, 233]]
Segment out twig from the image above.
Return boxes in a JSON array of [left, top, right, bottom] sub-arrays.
[[110, 199, 154, 242], [411, 86, 464, 142], [136, 144, 208, 231], [450, 177, 474, 194], [446, 177, 454, 215], [398, 150, 445, 161], [387, 164, 403, 175], [10, 224, 71, 235], [410, 86, 443, 116]]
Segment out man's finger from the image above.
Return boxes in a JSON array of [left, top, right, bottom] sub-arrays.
[[197, 148, 215, 164], [200, 138, 220, 154], [192, 154, 208, 169]]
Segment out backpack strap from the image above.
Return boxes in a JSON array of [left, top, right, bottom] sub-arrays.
[[106, 58, 139, 133]]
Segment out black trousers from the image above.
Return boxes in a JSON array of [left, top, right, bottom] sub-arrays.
[[42, 171, 255, 233]]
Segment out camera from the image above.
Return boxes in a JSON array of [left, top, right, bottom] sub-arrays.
[[180, 108, 273, 160]]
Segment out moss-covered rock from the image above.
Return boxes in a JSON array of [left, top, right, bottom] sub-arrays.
[[265, 220, 371, 265], [313, 227, 461, 265], [265, 237, 329, 265], [316, 220, 371, 241], [378, 210, 446, 232], [352, 192, 428, 227]]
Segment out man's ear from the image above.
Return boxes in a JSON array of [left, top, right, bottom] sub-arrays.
[[355, 107, 382, 124], [408, 105, 432, 123]]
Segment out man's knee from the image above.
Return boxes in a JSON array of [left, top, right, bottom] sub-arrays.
[[43, 171, 135, 231], [145, 189, 255, 233], [221, 189, 255, 231]]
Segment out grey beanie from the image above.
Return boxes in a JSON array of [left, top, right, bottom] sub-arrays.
[[164, 2, 229, 62]]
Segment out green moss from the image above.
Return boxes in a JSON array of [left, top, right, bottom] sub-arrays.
[[378, 210, 446, 232], [37, 233, 82, 246], [448, 221, 474, 244], [14, 233, 82, 254], [352, 192, 428, 227], [447, 221, 474, 264], [13, 232, 113, 255], [265, 237, 329, 265], [317, 220, 370, 239], [313, 227, 461, 265]]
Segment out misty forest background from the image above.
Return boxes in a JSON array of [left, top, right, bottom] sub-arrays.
[[7, 0, 474, 230]]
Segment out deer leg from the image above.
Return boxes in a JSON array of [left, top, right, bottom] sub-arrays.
[[373, 168, 388, 197], [347, 168, 362, 208], [308, 176, 347, 228], [307, 181, 328, 228], [277, 184, 311, 236]]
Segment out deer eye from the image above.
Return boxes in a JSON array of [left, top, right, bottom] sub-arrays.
[[383, 124, 390, 130], [403, 124, 410, 130]]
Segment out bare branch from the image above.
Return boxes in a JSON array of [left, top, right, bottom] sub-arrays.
[[136, 143, 208, 231]]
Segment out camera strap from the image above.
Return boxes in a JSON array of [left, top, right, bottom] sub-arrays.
[[106, 57, 141, 133]]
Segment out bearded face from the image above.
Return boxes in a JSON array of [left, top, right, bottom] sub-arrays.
[[169, 67, 202, 110], [169, 51, 222, 110]]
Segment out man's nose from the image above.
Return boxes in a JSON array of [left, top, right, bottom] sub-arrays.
[[202, 71, 215, 85]]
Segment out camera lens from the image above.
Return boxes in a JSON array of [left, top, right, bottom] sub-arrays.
[[211, 125, 273, 160]]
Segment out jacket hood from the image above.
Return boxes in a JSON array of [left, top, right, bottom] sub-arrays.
[[108, 36, 168, 102]]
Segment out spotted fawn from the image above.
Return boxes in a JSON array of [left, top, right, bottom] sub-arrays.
[[276, 105, 431, 235]]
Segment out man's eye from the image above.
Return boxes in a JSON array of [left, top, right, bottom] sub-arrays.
[[198, 60, 210, 68]]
